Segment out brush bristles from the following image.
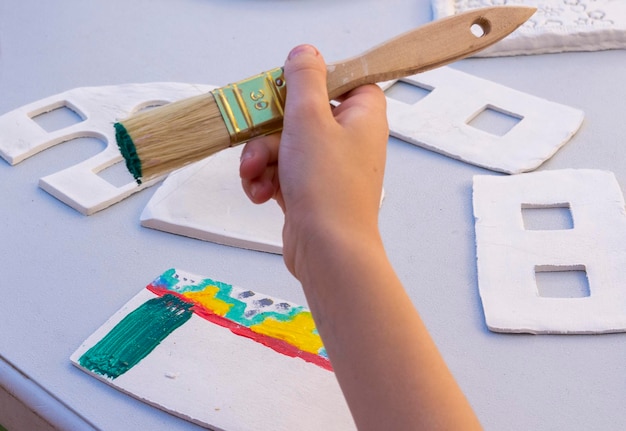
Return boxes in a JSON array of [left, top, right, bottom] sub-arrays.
[[116, 93, 231, 183]]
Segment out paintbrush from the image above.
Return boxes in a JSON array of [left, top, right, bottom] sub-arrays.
[[115, 6, 535, 184]]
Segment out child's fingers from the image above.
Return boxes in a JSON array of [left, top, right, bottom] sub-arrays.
[[241, 164, 278, 204], [240, 134, 280, 204], [333, 84, 387, 126], [239, 134, 280, 181]]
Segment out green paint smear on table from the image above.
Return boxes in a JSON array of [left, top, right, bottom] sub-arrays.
[[79, 294, 193, 379]]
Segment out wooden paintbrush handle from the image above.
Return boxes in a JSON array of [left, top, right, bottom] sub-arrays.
[[325, 6, 534, 100]]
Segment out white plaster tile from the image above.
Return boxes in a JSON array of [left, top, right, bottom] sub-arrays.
[[432, 0, 626, 56], [140, 147, 385, 254], [0, 83, 213, 215], [473, 169, 626, 334], [0, 75, 583, 254], [140, 147, 285, 254], [386, 67, 584, 173], [71, 269, 355, 431]]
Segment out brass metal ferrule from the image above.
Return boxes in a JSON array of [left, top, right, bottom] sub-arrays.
[[211, 67, 287, 144]]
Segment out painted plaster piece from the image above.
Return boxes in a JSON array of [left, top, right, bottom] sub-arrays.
[[140, 147, 285, 254], [473, 169, 626, 334], [386, 67, 584, 173], [71, 268, 355, 431], [432, 0, 626, 56], [0, 83, 213, 215]]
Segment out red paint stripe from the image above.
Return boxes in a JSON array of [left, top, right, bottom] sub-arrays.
[[147, 284, 333, 371]]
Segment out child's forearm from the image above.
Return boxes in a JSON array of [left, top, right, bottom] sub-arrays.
[[296, 230, 482, 431]]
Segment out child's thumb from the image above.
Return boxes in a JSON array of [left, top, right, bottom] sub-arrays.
[[283, 45, 330, 121]]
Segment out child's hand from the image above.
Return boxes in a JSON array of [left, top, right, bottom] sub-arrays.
[[239, 45, 389, 276]]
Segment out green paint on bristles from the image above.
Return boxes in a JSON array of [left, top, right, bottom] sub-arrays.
[[114, 122, 143, 184]]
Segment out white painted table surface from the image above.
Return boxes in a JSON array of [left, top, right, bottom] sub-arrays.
[[0, 1, 625, 430]]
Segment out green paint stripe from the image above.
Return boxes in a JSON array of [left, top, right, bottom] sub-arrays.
[[79, 294, 193, 379]]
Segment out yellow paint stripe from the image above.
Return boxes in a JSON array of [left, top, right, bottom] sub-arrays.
[[250, 312, 323, 355]]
